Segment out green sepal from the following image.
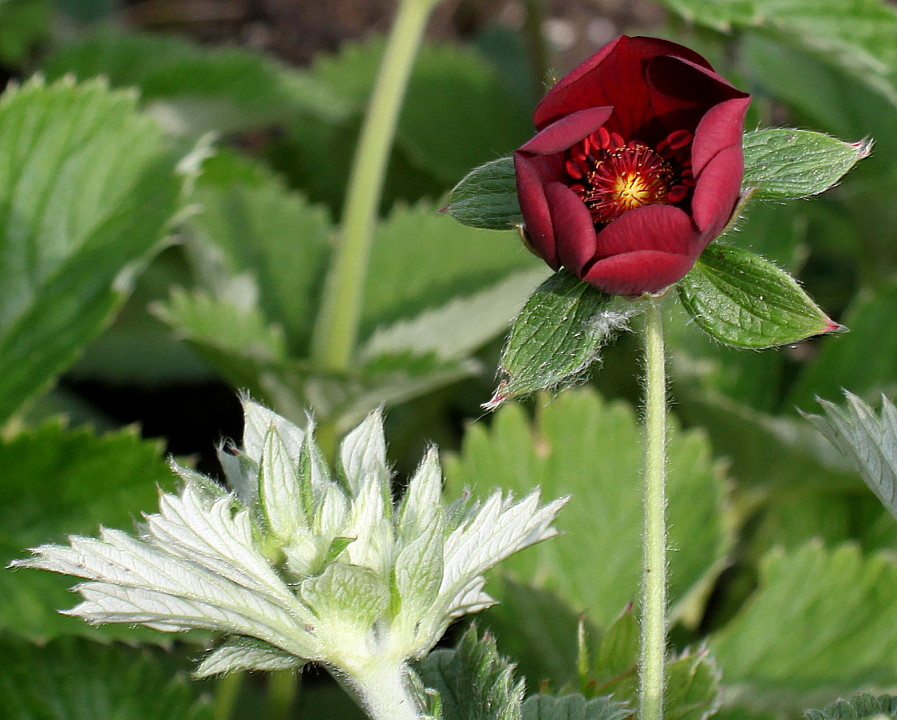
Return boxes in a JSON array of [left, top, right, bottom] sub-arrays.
[[488, 271, 634, 409], [443, 156, 522, 230], [677, 244, 842, 349], [742, 128, 870, 200]]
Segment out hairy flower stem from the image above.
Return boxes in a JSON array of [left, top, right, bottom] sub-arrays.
[[311, 0, 439, 372], [348, 662, 424, 720], [639, 296, 668, 720]]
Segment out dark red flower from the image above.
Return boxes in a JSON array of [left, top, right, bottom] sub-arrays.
[[514, 36, 750, 296]]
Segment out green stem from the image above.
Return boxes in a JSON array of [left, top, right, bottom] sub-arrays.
[[311, 0, 438, 372], [639, 296, 668, 720], [212, 672, 242, 720], [521, 0, 549, 101], [265, 669, 299, 720]]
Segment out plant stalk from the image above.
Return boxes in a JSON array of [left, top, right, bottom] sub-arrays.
[[311, 0, 438, 372], [348, 662, 423, 720], [639, 296, 668, 720]]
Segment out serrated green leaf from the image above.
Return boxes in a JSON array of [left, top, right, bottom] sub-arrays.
[[521, 694, 630, 720], [742, 128, 869, 199], [152, 289, 289, 403], [654, 0, 897, 108], [787, 281, 897, 408], [806, 694, 897, 720], [0, 78, 181, 425], [418, 626, 524, 720], [42, 30, 349, 135], [488, 271, 634, 408], [710, 542, 897, 707], [665, 649, 721, 720], [0, 423, 174, 642], [444, 156, 522, 230], [804, 393, 897, 522], [445, 388, 730, 630], [589, 606, 638, 698], [0, 637, 211, 720], [677, 244, 836, 348]]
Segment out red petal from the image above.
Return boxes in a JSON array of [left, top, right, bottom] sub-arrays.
[[545, 182, 598, 275], [645, 56, 749, 138], [519, 107, 614, 156], [691, 144, 743, 241], [514, 154, 559, 267], [583, 250, 697, 295], [593, 204, 698, 257], [535, 36, 715, 130], [691, 96, 751, 177]]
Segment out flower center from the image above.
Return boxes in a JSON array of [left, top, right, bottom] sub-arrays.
[[566, 128, 694, 225]]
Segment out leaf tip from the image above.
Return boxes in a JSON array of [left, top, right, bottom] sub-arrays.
[[824, 319, 849, 334], [852, 137, 874, 159], [482, 381, 510, 412]]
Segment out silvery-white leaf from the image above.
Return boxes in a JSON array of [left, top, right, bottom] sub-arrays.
[[195, 637, 305, 677], [217, 446, 259, 509], [17, 529, 317, 656], [242, 398, 305, 464], [299, 563, 390, 633], [314, 482, 351, 539], [283, 527, 328, 578], [147, 487, 296, 606], [398, 447, 443, 541], [260, 426, 305, 540], [394, 513, 445, 617], [344, 478, 395, 576], [339, 409, 388, 496], [444, 577, 494, 618], [440, 490, 566, 612], [168, 459, 228, 503]]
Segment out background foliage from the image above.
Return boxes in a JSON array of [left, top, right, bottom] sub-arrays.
[[2, 0, 897, 718]]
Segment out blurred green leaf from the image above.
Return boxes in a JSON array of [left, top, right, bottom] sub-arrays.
[[445, 389, 731, 629], [42, 30, 348, 136], [521, 695, 629, 720], [477, 579, 584, 690], [360, 267, 548, 362], [678, 244, 836, 349], [488, 272, 634, 409], [742, 128, 869, 200], [362, 202, 541, 340], [805, 695, 897, 720], [0, 636, 210, 720], [0, 422, 174, 642], [710, 542, 897, 707], [804, 393, 897, 522], [310, 38, 531, 183], [419, 626, 524, 720], [0, 78, 180, 425], [185, 151, 333, 354], [787, 281, 897, 408], [656, 0, 897, 107], [0, 0, 48, 65], [444, 156, 522, 230], [152, 288, 289, 402]]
